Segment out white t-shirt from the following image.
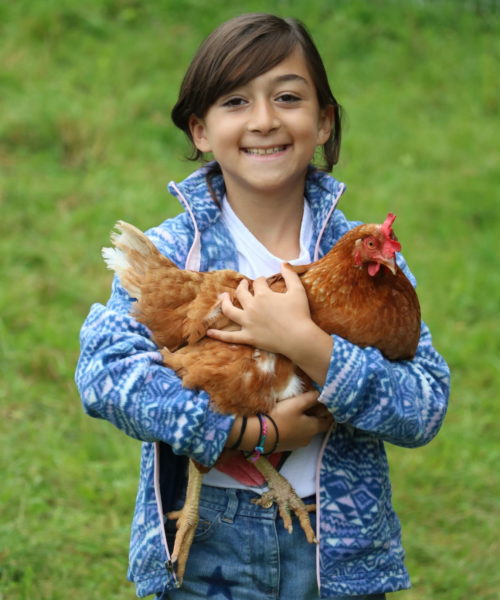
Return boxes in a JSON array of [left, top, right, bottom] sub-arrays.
[[203, 196, 323, 498]]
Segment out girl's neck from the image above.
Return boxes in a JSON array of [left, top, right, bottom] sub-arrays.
[[225, 187, 305, 260]]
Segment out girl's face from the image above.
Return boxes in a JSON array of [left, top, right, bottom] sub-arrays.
[[189, 48, 333, 202]]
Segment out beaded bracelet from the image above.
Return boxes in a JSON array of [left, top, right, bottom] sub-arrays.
[[262, 413, 279, 456], [228, 416, 247, 450], [245, 414, 268, 462], [251, 414, 268, 461]]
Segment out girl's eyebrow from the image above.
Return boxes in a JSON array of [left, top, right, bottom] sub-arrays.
[[273, 73, 310, 85]]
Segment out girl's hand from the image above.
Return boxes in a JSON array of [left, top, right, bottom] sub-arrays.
[[207, 264, 333, 385], [226, 391, 334, 453], [207, 263, 312, 357], [268, 391, 334, 451]]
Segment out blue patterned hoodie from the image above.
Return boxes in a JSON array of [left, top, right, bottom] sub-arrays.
[[75, 163, 450, 598]]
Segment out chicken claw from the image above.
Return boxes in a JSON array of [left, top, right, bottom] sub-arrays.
[[166, 460, 203, 584], [251, 456, 317, 544]]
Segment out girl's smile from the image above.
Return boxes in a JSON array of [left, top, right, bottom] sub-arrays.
[[242, 145, 289, 157], [189, 49, 333, 206]]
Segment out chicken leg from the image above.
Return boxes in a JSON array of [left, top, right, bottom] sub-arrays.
[[166, 459, 203, 584], [167, 455, 316, 584], [251, 456, 317, 543]]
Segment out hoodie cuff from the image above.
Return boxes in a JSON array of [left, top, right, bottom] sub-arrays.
[[185, 407, 235, 467]]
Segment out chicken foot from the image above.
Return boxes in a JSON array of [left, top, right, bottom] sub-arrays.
[[251, 456, 317, 544], [166, 459, 203, 584]]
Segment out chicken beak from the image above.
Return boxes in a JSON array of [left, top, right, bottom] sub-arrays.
[[382, 256, 397, 275]]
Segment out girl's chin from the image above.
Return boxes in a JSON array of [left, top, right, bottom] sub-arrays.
[[233, 171, 306, 196]]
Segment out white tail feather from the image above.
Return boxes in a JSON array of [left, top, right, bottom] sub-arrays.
[[110, 220, 153, 257], [101, 247, 141, 298], [101, 221, 154, 299], [102, 246, 128, 275]]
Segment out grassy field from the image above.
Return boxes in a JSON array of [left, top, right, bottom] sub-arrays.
[[1, 1, 499, 598]]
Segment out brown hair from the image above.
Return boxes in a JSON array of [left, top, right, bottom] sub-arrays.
[[171, 13, 342, 172]]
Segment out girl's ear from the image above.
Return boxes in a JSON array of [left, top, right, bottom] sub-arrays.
[[316, 104, 334, 146], [189, 115, 212, 153]]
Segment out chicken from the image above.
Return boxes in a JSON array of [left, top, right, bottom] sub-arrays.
[[102, 212, 421, 583]]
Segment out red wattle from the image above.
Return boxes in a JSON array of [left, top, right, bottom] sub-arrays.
[[368, 262, 381, 276]]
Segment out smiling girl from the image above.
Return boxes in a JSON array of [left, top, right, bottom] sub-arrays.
[[76, 13, 449, 600]]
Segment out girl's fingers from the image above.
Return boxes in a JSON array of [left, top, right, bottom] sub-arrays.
[[307, 402, 331, 419], [315, 412, 335, 432], [252, 276, 270, 293], [296, 390, 321, 409], [302, 395, 334, 428], [234, 278, 254, 304], [272, 391, 321, 420], [281, 263, 307, 294], [206, 328, 243, 343], [219, 292, 243, 322]]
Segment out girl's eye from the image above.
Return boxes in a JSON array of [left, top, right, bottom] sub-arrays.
[[222, 97, 246, 107], [276, 93, 301, 103]]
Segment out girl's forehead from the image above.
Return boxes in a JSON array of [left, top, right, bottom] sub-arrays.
[[228, 48, 313, 90]]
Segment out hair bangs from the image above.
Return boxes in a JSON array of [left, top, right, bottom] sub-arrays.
[[205, 33, 297, 110]]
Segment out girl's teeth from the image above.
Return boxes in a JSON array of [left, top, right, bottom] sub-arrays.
[[245, 146, 286, 155]]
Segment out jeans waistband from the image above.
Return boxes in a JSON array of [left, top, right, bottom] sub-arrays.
[[198, 484, 316, 522]]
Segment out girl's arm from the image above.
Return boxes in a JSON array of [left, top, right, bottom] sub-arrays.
[[75, 278, 234, 468], [320, 321, 449, 448]]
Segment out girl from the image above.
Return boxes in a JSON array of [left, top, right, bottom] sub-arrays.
[[76, 14, 450, 600]]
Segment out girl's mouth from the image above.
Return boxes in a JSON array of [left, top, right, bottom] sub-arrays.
[[242, 145, 288, 156]]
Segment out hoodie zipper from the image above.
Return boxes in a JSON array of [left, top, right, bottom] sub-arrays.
[[153, 442, 180, 587], [169, 181, 202, 271], [154, 182, 201, 588], [315, 424, 335, 594], [312, 181, 345, 596], [313, 182, 345, 261]]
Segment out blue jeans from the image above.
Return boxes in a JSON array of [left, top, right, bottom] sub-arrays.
[[160, 485, 386, 600]]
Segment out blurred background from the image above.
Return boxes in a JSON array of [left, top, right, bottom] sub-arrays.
[[0, 1, 498, 598]]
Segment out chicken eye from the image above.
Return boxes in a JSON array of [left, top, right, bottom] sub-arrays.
[[366, 239, 376, 249]]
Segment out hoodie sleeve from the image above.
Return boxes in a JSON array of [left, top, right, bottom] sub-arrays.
[[318, 256, 450, 448], [75, 243, 235, 469]]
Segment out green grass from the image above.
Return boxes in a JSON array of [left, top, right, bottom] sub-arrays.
[[1, 1, 498, 598]]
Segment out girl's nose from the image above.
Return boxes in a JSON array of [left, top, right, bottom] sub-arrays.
[[247, 100, 280, 133]]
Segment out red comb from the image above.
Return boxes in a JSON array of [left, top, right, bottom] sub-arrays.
[[381, 213, 397, 238], [381, 213, 402, 255]]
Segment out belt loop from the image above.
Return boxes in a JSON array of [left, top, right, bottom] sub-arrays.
[[221, 488, 238, 523]]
